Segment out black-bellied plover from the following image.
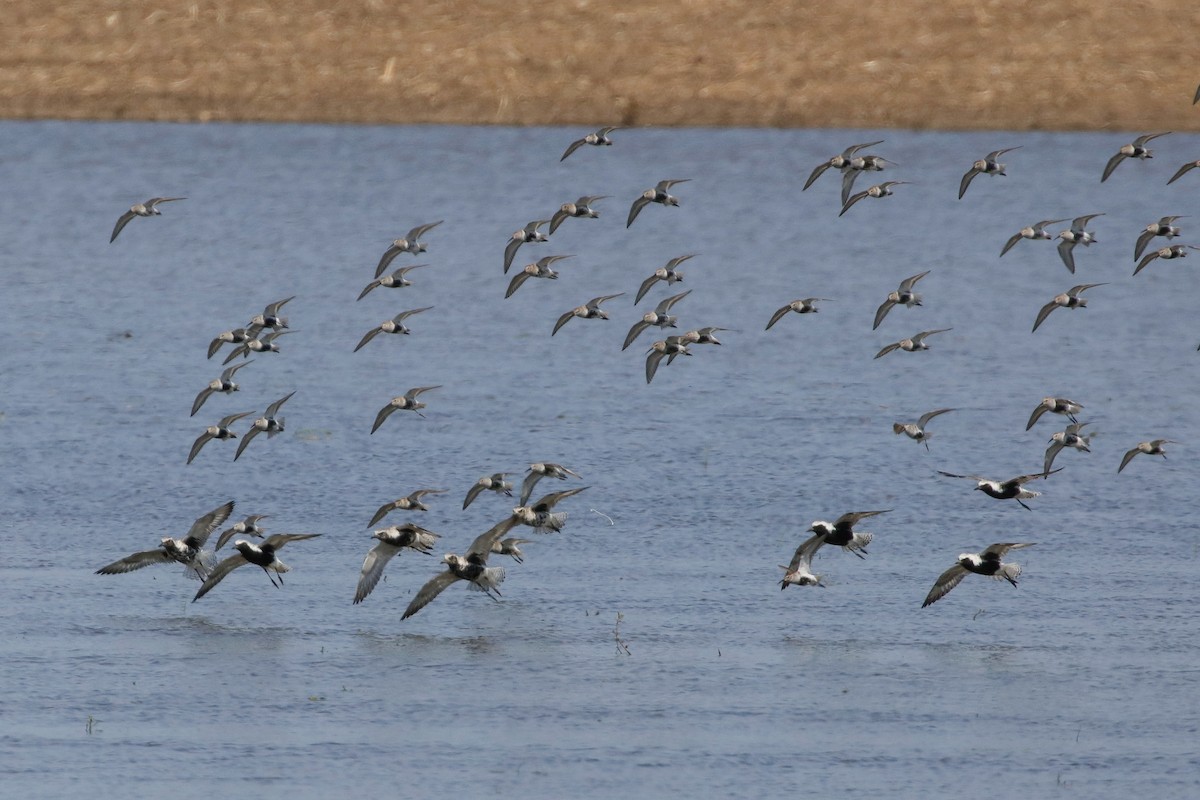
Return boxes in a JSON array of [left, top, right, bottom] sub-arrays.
[[922, 542, 1035, 607]]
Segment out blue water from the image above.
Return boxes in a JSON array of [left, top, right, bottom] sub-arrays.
[[1, 120, 1198, 798]]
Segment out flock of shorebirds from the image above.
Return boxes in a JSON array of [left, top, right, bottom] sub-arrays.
[[95, 96, 1193, 615]]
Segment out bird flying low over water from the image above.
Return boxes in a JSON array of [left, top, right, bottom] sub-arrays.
[[207, 328, 252, 360], [553, 293, 623, 335], [921, 543, 1034, 607], [506, 255, 575, 298], [375, 221, 443, 277], [803, 140, 883, 191], [1026, 396, 1083, 429], [635, 255, 696, 304], [1167, 160, 1200, 186], [353, 306, 433, 351], [188, 411, 253, 464], [1000, 218, 1068, 258], [463, 473, 514, 509], [1032, 283, 1106, 333], [560, 126, 619, 161], [645, 336, 691, 383], [893, 408, 954, 450], [234, 391, 295, 461], [1134, 244, 1198, 276], [779, 546, 824, 589], [1134, 216, 1183, 260], [371, 385, 441, 431], [874, 270, 929, 329], [192, 533, 323, 601], [874, 328, 951, 359], [839, 152, 895, 206], [766, 297, 828, 330], [353, 523, 441, 604], [1043, 422, 1093, 477], [1101, 132, 1170, 182], [512, 486, 588, 532], [519, 462, 581, 506], [358, 264, 431, 299], [839, 181, 908, 217], [246, 296, 295, 335], [1056, 214, 1103, 274], [1118, 439, 1176, 473], [503, 220, 550, 274], [492, 537, 533, 563], [367, 488, 448, 528], [959, 146, 1020, 199], [627, 179, 690, 227], [191, 360, 253, 417], [549, 196, 608, 235], [215, 514, 269, 551], [623, 289, 691, 349], [222, 329, 298, 365], [401, 517, 518, 620], [96, 500, 234, 582], [110, 197, 186, 242], [936, 470, 1059, 511], [795, 510, 891, 563]]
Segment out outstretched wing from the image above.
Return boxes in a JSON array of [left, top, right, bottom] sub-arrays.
[[110, 210, 137, 243], [184, 500, 236, 548], [958, 167, 980, 200], [1032, 300, 1059, 333], [560, 136, 587, 161], [192, 553, 249, 601], [354, 541, 400, 604], [95, 548, 172, 575], [999, 231, 1024, 257], [922, 564, 968, 607], [401, 571, 460, 619], [626, 196, 650, 228]]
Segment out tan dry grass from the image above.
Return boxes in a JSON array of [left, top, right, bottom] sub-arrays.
[[1, 0, 1197, 130]]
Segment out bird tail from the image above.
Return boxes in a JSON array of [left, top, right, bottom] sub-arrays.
[[470, 567, 506, 592], [535, 512, 568, 533], [996, 563, 1022, 586]]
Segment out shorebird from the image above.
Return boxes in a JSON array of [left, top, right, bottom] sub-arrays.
[[765, 297, 828, 330], [492, 537, 533, 563], [1101, 132, 1170, 182], [503, 220, 550, 274], [234, 391, 295, 461], [779, 546, 824, 589], [936, 469, 1059, 510], [958, 146, 1021, 199], [1118, 439, 1176, 473], [549, 195, 607, 234], [512, 486, 588, 532], [1043, 422, 1093, 476], [401, 517, 518, 619], [839, 153, 895, 206], [1032, 283, 1106, 333], [215, 514, 269, 551], [1167, 160, 1200, 185], [188, 411, 253, 464], [358, 264, 431, 299], [222, 329, 297, 365], [560, 126, 620, 161], [193, 533, 323, 601], [795, 510, 891, 563], [191, 361, 253, 417], [623, 289, 691, 350], [874, 328, 951, 359], [635, 255, 697, 304], [371, 385, 441, 432], [873, 270, 929, 329], [353, 306, 433, 351], [506, 254, 574, 298], [839, 181, 908, 217], [677, 326, 727, 347], [803, 140, 884, 191], [553, 293, 624, 336], [627, 179, 690, 227], [96, 500, 234, 582], [921, 543, 1034, 607], [110, 197, 186, 242], [374, 221, 443, 277], [207, 328, 252, 360], [1056, 214, 1104, 274], [645, 336, 691, 383], [1000, 218, 1068, 257], [463, 473, 515, 509], [367, 488, 448, 528], [893, 408, 955, 451], [246, 296, 295, 334], [1026, 396, 1083, 429], [519, 462, 581, 505], [1134, 244, 1198, 276], [353, 523, 441, 604], [1134, 216, 1184, 260]]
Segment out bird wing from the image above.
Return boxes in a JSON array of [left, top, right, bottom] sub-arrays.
[[264, 296, 295, 316], [656, 179, 689, 191], [221, 361, 251, 381], [936, 470, 986, 481], [548, 207, 571, 235], [1025, 404, 1048, 430], [1031, 300, 1059, 333], [357, 279, 383, 300], [367, 501, 397, 529], [922, 564, 968, 607], [375, 244, 404, 279], [803, 161, 832, 190], [529, 486, 587, 512], [538, 254, 574, 268], [899, 270, 930, 291], [913, 328, 951, 345], [560, 136, 587, 161], [1134, 131, 1170, 146], [873, 341, 901, 359], [184, 500, 236, 548], [1043, 440, 1065, 477], [839, 168, 861, 206], [980, 542, 1034, 560], [354, 326, 383, 352], [1133, 251, 1159, 276], [989, 146, 1021, 159], [871, 298, 895, 331], [626, 196, 651, 228], [187, 431, 215, 464], [371, 403, 397, 434], [191, 386, 216, 417], [999, 232, 1023, 257], [262, 533, 321, 549], [518, 471, 543, 506], [958, 167, 980, 199], [95, 548, 173, 574], [786, 540, 816, 572], [1167, 161, 1197, 186], [407, 221, 443, 240], [462, 483, 488, 510], [1056, 238, 1077, 274], [354, 541, 400, 604], [264, 391, 295, 418], [1100, 151, 1126, 182], [395, 306, 432, 324], [551, 309, 575, 337], [505, 271, 532, 298], [645, 349, 667, 383], [1133, 228, 1159, 260], [502, 237, 523, 274], [656, 290, 691, 313], [917, 408, 954, 428], [192, 553, 250, 601], [1117, 446, 1141, 473], [233, 425, 262, 461], [634, 273, 661, 305], [402, 570, 460, 619], [839, 189, 868, 217], [406, 385, 441, 400], [589, 293, 623, 309], [466, 517, 520, 559], [623, 320, 650, 351]]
